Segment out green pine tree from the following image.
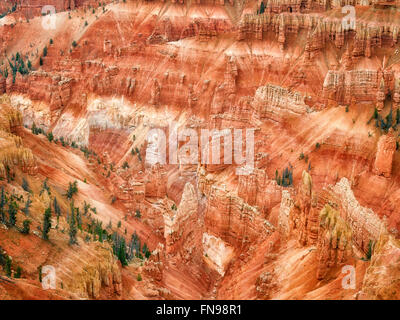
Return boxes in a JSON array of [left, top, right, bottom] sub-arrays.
[[38, 266, 42, 282], [22, 178, 31, 192], [23, 196, 31, 215], [21, 219, 31, 234], [65, 181, 78, 199], [0, 187, 6, 222], [14, 266, 22, 278], [42, 207, 52, 240], [68, 202, 77, 245], [118, 238, 128, 266], [8, 200, 18, 226], [39, 178, 51, 196], [259, 1, 265, 14], [47, 132, 54, 142], [75, 207, 82, 230], [4, 256, 11, 277], [53, 197, 61, 217]]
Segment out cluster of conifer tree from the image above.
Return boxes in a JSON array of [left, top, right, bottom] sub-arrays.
[[0, 3, 16, 19], [0, 52, 32, 84], [275, 166, 293, 187], [370, 108, 400, 133], [1, 173, 150, 270], [111, 231, 151, 266]]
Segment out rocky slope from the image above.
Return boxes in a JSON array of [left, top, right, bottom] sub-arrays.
[[0, 0, 399, 300]]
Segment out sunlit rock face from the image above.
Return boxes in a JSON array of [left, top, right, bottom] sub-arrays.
[[1, 0, 400, 301], [373, 130, 396, 178], [202, 232, 234, 276]]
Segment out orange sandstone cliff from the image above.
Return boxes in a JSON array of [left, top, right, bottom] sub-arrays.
[[0, 0, 399, 300]]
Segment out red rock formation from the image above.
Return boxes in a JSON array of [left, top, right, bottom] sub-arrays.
[[144, 243, 165, 281], [255, 271, 277, 299], [204, 184, 275, 248], [373, 130, 396, 178], [360, 223, 400, 299], [15, 0, 105, 18], [1, 0, 400, 301], [393, 79, 400, 111], [316, 204, 352, 280], [145, 164, 167, 198], [0, 76, 6, 94], [331, 178, 385, 253], [289, 171, 319, 246], [149, 79, 161, 106], [253, 84, 308, 121], [238, 168, 281, 216], [163, 182, 201, 257], [323, 68, 394, 106], [0, 104, 38, 177]]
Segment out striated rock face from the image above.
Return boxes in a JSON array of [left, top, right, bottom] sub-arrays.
[[253, 84, 308, 121], [204, 184, 275, 248], [361, 226, 400, 300], [323, 69, 394, 106], [144, 243, 165, 282], [0, 76, 6, 95], [202, 232, 234, 276], [237, 168, 280, 216], [2, 0, 400, 301], [278, 189, 293, 237], [284, 174, 387, 254], [278, 171, 391, 282], [64, 243, 122, 299], [163, 182, 198, 254], [17, 0, 99, 17], [145, 164, 167, 198], [316, 204, 352, 280], [238, 9, 400, 56], [289, 171, 319, 246], [0, 101, 38, 178], [150, 79, 161, 106], [255, 271, 277, 300], [373, 131, 396, 178], [331, 178, 385, 253]]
